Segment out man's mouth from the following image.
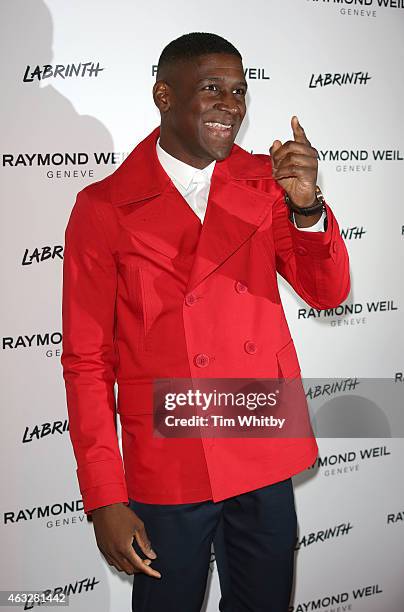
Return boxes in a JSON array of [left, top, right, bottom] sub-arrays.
[[204, 121, 233, 131]]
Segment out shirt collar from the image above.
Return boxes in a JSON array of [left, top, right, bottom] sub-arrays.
[[156, 138, 216, 190]]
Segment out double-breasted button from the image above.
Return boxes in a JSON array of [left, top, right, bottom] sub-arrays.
[[295, 246, 308, 256], [244, 341, 257, 354], [194, 353, 210, 368], [185, 293, 197, 306], [235, 280, 248, 294]]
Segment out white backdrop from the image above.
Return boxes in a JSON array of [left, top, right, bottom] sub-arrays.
[[1, 1, 403, 611]]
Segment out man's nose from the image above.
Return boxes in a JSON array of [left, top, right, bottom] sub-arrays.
[[214, 91, 241, 114]]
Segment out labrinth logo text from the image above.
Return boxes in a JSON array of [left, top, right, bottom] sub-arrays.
[[23, 63, 104, 82], [22, 246, 63, 265], [341, 226, 366, 239], [23, 577, 100, 610], [22, 419, 69, 443], [295, 522, 353, 550], [309, 71, 371, 87], [305, 378, 360, 399]]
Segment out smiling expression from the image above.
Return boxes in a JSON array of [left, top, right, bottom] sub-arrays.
[[153, 53, 247, 169]]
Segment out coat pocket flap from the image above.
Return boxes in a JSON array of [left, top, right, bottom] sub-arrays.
[[117, 379, 174, 415]]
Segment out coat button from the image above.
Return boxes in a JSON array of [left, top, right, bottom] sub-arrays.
[[185, 293, 197, 306], [235, 280, 248, 294], [244, 341, 257, 354], [296, 246, 308, 256], [194, 353, 210, 367]]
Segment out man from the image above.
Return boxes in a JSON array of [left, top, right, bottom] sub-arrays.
[[61, 33, 350, 611]]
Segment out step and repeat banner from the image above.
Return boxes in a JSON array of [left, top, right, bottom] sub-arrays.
[[1, 1, 403, 611]]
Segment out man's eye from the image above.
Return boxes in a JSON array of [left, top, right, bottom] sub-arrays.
[[204, 84, 218, 91], [234, 88, 246, 96]]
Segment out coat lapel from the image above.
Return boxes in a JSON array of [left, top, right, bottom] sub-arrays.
[[185, 159, 273, 293], [110, 127, 202, 261]]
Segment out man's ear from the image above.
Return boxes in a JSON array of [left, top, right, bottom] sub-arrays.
[[153, 80, 171, 113]]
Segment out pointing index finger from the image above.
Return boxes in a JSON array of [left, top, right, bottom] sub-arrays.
[[292, 115, 310, 146]]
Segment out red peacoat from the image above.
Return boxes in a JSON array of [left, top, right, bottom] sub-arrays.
[[61, 127, 350, 514]]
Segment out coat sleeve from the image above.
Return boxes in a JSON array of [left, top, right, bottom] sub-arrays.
[[61, 188, 129, 515], [271, 188, 351, 310]]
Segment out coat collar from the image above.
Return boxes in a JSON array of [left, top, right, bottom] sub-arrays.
[[156, 138, 216, 192], [110, 126, 273, 207]]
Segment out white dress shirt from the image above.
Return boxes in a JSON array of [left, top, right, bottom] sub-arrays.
[[156, 139, 325, 231]]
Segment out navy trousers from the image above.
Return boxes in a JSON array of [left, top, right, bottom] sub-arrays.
[[129, 478, 297, 612]]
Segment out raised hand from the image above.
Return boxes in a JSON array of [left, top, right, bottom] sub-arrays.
[[270, 116, 318, 208]]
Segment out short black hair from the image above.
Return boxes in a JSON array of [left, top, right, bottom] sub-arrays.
[[156, 32, 242, 78]]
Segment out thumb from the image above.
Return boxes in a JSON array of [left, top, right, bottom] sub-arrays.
[[134, 528, 157, 559]]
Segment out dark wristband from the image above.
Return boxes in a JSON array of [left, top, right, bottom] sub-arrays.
[[284, 185, 325, 217]]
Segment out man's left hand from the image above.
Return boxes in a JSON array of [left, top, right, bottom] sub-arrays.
[[270, 116, 318, 208]]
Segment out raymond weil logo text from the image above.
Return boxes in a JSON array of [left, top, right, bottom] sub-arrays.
[[297, 299, 398, 327], [306, 0, 404, 19], [309, 445, 391, 477], [387, 509, 403, 524], [289, 583, 383, 612], [2, 332, 62, 350], [4, 499, 83, 526], [318, 148, 403, 173], [2, 332, 62, 359], [2, 151, 129, 180], [151, 65, 270, 80]]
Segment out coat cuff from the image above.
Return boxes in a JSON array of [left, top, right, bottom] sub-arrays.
[[83, 483, 129, 516], [77, 458, 128, 514], [288, 202, 339, 261]]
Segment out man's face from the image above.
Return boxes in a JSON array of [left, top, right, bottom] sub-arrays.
[[154, 53, 247, 169]]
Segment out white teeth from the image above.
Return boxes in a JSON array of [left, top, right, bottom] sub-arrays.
[[205, 122, 232, 129]]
